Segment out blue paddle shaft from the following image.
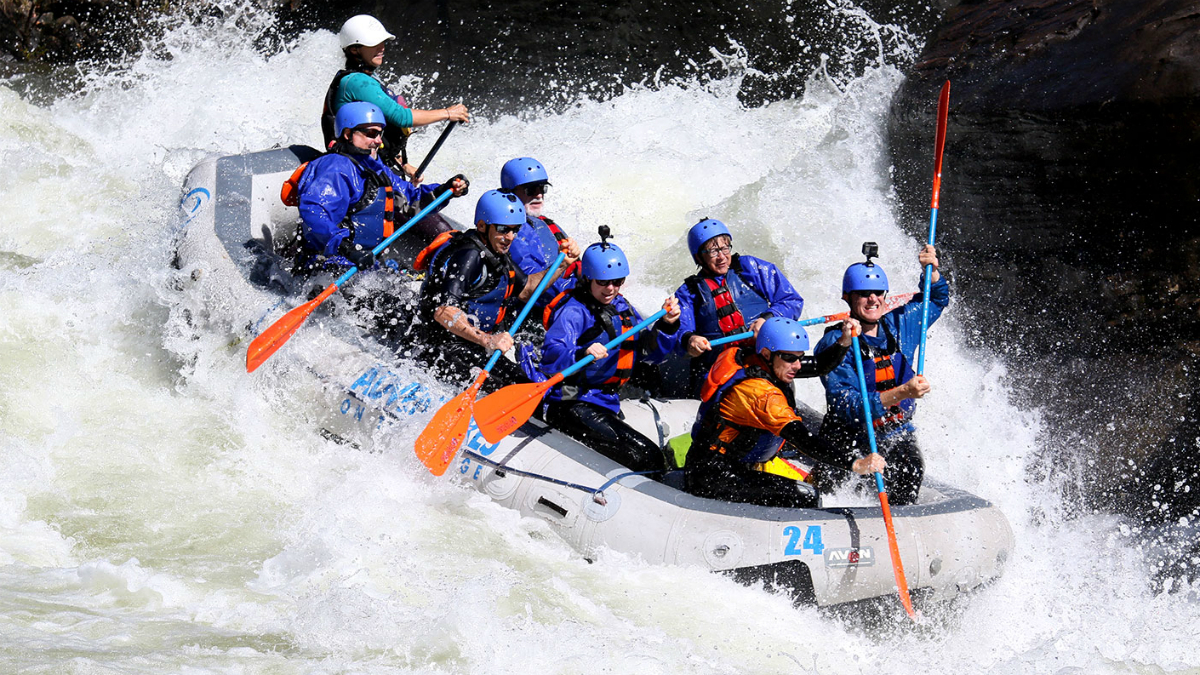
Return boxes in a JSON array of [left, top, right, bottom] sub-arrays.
[[560, 308, 669, 379], [850, 334, 887, 494], [708, 331, 754, 348], [482, 251, 567, 374], [916, 209, 938, 375], [332, 189, 455, 288]]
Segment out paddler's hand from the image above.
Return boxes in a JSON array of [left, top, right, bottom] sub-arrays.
[[485, 331, 513, 353], [560, 238, 582, 262], [663, 297, 681, 323], [903, 374, 931, 399], [687, 334, 711, 357], [749, 317, 767, 336], [919, 244, 940, 283], [403, 164, 422, 184], [448, 174, 470, 197], [851, 452, 887, 475], [445, 103, 470, 123], [837, 318, 862, 346], [586, 342, 609, 360]]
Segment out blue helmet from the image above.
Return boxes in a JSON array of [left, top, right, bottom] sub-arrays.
[[474, 190, 526, 226], [842, 262, 889, 294], [334, 102, 386, 137], [500, 157, 550, 190], [687, 218, 731, 262], [756, 317, 810, 354], [581, 243, 630, 281]]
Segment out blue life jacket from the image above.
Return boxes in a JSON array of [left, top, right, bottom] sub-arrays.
[[342, 169, 395, 251], [685, 255, 772, 340], [543, 290, 637, 403], [690, 348, 789, 464], [428, 231, 518, 332]]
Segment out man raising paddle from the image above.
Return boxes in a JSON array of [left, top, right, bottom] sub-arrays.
[[812, 243, 948, 505]]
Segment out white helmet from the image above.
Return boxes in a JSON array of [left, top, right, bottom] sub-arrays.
[[338, 15, 395, 50]]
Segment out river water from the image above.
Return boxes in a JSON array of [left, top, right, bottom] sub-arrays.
[[1, 3, 1197, 673]]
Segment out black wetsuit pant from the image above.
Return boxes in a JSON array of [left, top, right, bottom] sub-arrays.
[[810, 431, 925, 506], [544, 400, 667, 473], [685, 454, 819, 508]]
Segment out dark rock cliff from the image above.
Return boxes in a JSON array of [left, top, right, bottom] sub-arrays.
[[888, 0, 1200, 530]]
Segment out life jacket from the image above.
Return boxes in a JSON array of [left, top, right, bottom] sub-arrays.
[[684, 254, 771, 340], [856, 322, 910, 433], [422, 230, 518, 332], [284, 147, 397, 252], [547, 288, 638, 397], [322, 68, 411, 170], [689, 348, 795, 467]]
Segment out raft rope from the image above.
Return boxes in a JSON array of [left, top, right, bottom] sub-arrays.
[[461, 449, 657, 505]]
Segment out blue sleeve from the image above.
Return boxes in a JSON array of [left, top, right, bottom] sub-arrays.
[[815, 332, 885, 424], [888, 274, 950, 358], [297, 155, 360, 256], [509, 221, 550, 275], [673, 281, 699, 349], [542, 303, 589, 376], [337, 73, 414, 129], [740, 256, 804, 320]]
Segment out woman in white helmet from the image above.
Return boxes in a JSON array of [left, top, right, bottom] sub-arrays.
[[321, 14, 471, 180]]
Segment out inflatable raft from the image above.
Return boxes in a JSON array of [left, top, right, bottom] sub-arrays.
[[174, 145, 1014, 608]]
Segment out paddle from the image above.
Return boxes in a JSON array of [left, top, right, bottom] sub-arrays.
[[916, 81, 950, 375], [412, 121, 457, 182], [473, 307, 671, 444], [414, 250, 568, 476], [246, 189, 454, 372], [850, 334, 917, 620], [704, 292, 920, 349]]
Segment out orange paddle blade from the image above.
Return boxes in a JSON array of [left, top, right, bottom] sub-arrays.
[[246, 283, 338, 372], [473, 379, 555, 444], [878, 491, 917, 619], [414, 372, 487, 476]]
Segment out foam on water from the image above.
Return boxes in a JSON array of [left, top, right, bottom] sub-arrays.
[[1, 3, 1198, 673]]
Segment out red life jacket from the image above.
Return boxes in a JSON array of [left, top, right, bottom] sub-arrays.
[[540, 217, 582, 278], [703, 276, 748, 336]]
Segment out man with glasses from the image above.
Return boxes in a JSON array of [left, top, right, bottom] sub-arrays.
[[539, 238, 682, 472], [412, 190, 544, 388], [811, 244, 946, 505], [674, 218, 805, 395], [499, 157, 582, 313], [684, 317, 882, 508], [296, 102, 467, 274]]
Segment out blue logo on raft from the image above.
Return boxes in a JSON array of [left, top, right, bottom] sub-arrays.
[[342, 366, 438, 430], [178, 187, 210, 230]]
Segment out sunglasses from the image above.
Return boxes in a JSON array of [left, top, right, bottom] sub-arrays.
[[492, 223, 523, 235], [852, 290, 887, 298], [593, 278, 625, 288], [774, 352, 803, 363], [521, 182, 549, 196], [354, 127, 384, 139]]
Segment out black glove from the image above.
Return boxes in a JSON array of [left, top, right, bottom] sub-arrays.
[[337, 238, 376, 269], [434, 174, 469, 198]]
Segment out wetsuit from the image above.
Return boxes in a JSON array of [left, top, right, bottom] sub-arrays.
[[674, 254, 805, 395], [685, 346, 851, 508], [540, 287, 681, 472], [811, 274, 950, 505], [413, 231, 529, 389]]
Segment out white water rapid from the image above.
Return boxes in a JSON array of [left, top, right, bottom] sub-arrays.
[[1, 4, 1197, 673]]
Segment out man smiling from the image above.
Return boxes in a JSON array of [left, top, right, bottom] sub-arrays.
[[813, 243, 948, 505]]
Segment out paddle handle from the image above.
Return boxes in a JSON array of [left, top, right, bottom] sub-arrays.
[[708, 331, 753, 348], [482, 251, 567, 374], [918, 80, 949, 376], [413, 121, 457, 180], [560, 308, 668, 379]]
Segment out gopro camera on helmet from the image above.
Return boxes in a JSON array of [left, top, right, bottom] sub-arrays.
[[862, 241, 879, 263]]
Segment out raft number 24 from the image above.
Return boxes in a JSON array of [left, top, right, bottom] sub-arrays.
[[783, 525, 824, 556]]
